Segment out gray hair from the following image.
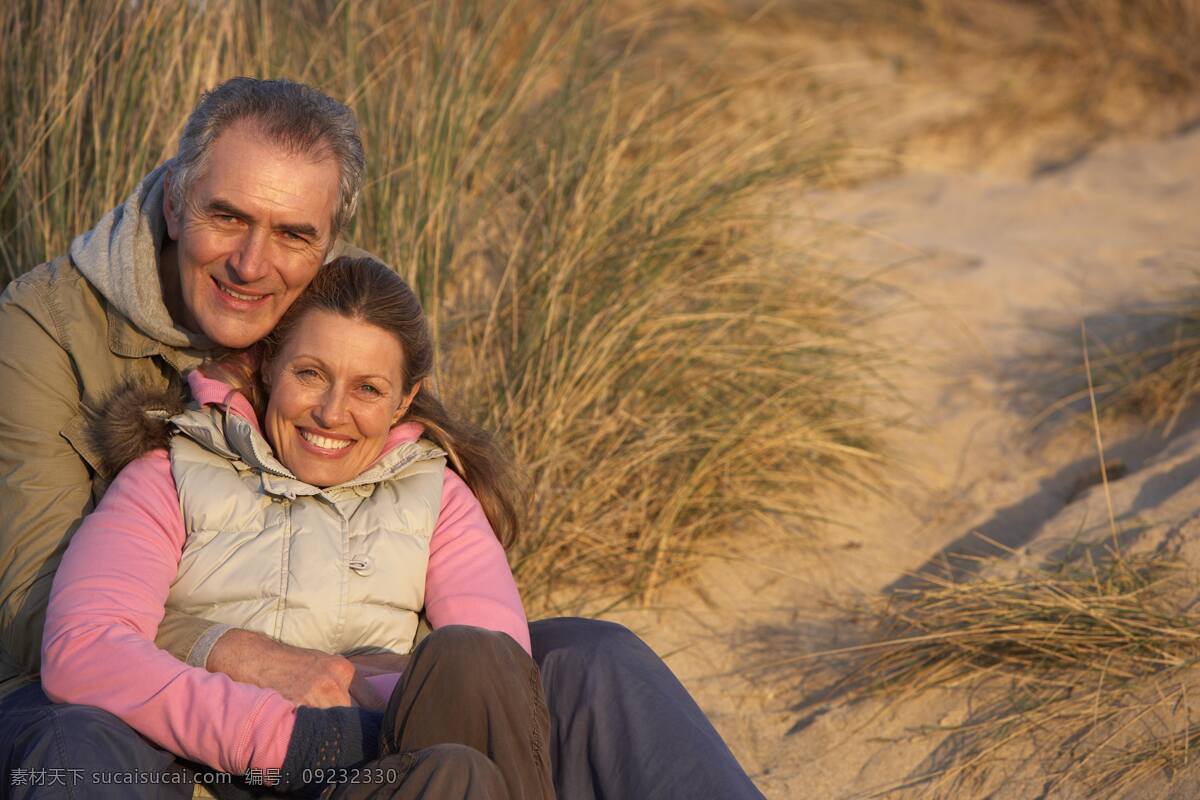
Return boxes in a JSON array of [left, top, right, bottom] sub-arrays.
[[170, 77, 365, 237]]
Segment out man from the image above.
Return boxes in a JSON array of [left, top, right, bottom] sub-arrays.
[[0, 78, 764, 799]]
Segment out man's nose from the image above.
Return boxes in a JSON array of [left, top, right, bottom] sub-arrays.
[[228, 229, 270, 283], [313, 387, 349, 428]]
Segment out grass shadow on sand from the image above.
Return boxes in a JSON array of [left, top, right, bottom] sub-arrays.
[[748, 542, 1200, 798]]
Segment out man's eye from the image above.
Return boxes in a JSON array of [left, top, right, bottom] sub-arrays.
[[283, 231, 308, 243], [215, 215, 239, 224]]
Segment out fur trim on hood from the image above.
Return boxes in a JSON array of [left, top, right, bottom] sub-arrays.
[[90, 378, 188, 478]]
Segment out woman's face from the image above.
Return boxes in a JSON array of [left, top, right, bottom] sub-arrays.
[[263, 309, 417, 487]]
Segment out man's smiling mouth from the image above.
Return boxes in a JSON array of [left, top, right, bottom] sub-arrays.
[[213, 277, 267, 303]]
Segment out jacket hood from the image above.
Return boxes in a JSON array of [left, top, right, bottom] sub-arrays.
[[69, 162, 216, 351]]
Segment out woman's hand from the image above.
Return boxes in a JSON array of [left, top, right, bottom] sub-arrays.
[[346, 652, 412, 673], [346, 653, 411, 712], [348, 672, 387, 712]]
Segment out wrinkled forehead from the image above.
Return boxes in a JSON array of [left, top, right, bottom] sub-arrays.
[[191, 121, 342, 231], [233, 116, 339, 166]]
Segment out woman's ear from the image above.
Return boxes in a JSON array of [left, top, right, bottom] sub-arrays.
[[393, 381, 421, 425]]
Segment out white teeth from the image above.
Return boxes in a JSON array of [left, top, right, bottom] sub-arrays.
[[217, 282, 262, 302], [301, 431, 352, 450]]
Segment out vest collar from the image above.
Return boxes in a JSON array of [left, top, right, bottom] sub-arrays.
[[170, 405, 445, 500]]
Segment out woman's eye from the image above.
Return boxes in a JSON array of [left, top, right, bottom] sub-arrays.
[[360, 384, 381, 396], [294, 368, 321, 381]]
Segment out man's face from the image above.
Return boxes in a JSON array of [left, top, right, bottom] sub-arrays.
[[164, 121, 341, 348]]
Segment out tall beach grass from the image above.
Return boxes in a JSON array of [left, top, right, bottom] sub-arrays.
[[1, 0, 886, 612]]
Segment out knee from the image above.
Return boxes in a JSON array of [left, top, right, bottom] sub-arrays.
[[420, 742, 498, 772], [3, 698, 138, 769], [531, 618, 649, 671], [414, 744, 506, 795], [20, 701, 129, 749], [350, 747, 506, 798], [422, 625, 527, 667]]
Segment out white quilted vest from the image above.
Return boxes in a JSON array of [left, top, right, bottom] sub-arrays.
[[163, 404, 446, 655]]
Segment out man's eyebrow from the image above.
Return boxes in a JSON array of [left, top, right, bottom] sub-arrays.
[[206, 198, 250, 220], [277, 221, 320, 239], [205, 198, 320, 239]]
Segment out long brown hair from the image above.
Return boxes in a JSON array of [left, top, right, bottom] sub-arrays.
[[200, 257, 521, 546]]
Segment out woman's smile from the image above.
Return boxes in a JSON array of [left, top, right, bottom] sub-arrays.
[[297, 427, 355, 452], [296, 429, 352, 453], [263, 309, 416, 486]]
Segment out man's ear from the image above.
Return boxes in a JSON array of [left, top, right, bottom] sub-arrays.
[[162, 170, 181, 240]]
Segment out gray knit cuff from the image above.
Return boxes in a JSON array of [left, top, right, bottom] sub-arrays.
[[186, 622, 235, 668]]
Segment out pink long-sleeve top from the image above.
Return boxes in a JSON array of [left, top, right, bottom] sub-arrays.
[[40, 370, 529, 776]]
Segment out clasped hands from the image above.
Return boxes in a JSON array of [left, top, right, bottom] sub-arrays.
[[206, 628, 410, 712]]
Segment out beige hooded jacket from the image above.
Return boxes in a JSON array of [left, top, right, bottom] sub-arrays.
[[0, 164, 363, 698]]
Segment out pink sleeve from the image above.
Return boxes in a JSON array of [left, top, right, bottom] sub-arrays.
[[40, 450, 295, 775], [424, 469, 531, 654]]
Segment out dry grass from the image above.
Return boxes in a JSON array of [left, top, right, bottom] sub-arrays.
[[1009, 290, 1200, 438], [0, 0, 235, 278], [795, 551, 1200, 796], [1, 0, 889, 612], [1083, 297, 1200, 435], [902, 0, 1200, 144], [562, 1, 1200, 183], [920, 0, 1200, 82], [789, 302, 1200, 794]]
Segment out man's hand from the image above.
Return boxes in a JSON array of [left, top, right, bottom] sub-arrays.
[[206, 628, 355, 708]]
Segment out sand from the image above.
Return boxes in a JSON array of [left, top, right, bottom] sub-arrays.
[[601, 117, 1200, 798]]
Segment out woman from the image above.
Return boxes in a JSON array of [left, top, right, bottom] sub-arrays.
[[41, 257, 551, 799]]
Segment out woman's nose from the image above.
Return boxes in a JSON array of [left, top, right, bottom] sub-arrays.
[[314, 388, 349, 428]]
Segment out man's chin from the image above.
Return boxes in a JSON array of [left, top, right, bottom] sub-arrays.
[[191, 287, 282, 348], [199, 319, 275, 349]]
